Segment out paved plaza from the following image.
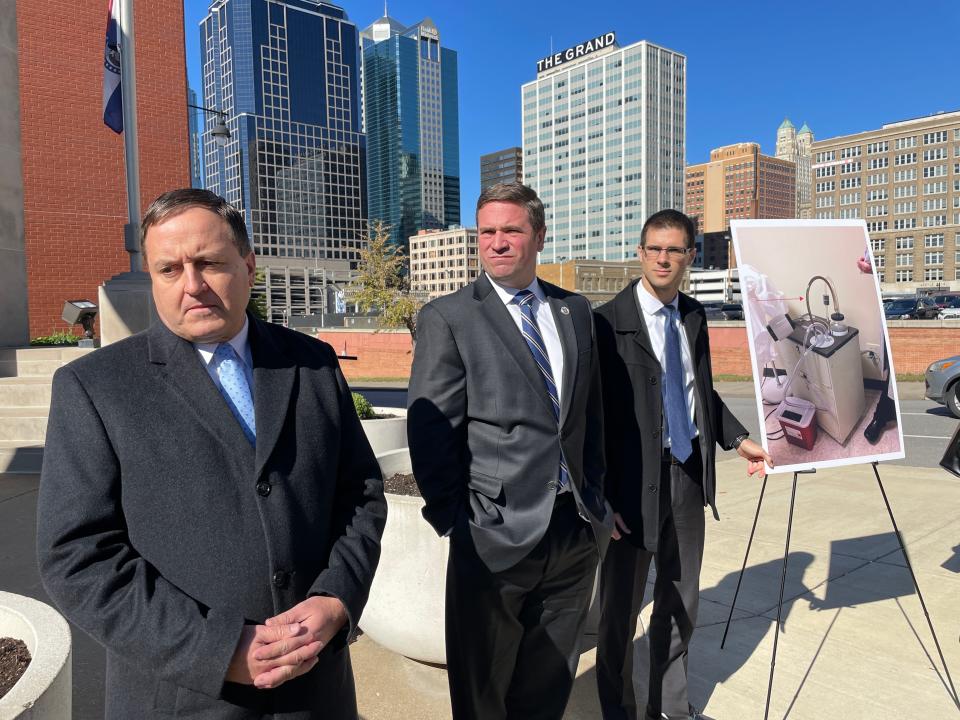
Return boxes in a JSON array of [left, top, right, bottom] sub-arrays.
[[2, 384, 958, 718]]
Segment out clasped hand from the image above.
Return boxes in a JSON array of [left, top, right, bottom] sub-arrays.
[[225, 595, 347, 690]]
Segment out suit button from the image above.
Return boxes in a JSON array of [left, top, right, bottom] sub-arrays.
[[650, 376, 658, 385], [256, 481, 272, 497], [648, 483, 658, 493], [272, 570, 289, 589], [547, 480, 557, 490], [652, 429, 660, 438]]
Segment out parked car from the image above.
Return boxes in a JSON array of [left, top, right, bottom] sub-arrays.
[[720, 303, 744, 320], [931, 293, 960, 309], [701, 301, 725, 320], [884, 296, 940, 320], [925, 355, 960, 418], [937, 296, 960, 319]]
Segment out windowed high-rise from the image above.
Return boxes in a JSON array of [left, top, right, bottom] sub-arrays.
[[522, 35, 685, 262], [188, 87, 203, 188], [361, 15, 460, 247], [200, 0, 366, 274]]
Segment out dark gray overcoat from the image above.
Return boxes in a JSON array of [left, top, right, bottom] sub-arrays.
[[37, 315, 386, 719]]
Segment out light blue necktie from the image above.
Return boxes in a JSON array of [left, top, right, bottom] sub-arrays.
[[515, 290, 568, 490], [214, 342, 256, 446], [662, 305, 693, 462]]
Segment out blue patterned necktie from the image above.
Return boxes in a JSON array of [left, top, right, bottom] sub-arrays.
[[515, 290, 568, 490], [214, 342, 256, 446], [662, 305, 693, 462]]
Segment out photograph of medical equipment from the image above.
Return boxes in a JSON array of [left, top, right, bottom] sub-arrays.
[[732, 218, 905, 474], [767, 275, 867, 447]]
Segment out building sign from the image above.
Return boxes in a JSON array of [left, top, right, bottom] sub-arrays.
[[536, 32, 616, 73]]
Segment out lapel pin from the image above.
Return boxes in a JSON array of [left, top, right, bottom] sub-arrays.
[[560, 306, 570, 315]]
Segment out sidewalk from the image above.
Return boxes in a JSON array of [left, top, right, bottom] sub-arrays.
[[349, 457, 960, 719], [4, 457, 958, 718]]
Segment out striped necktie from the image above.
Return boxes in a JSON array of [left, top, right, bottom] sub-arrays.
[[515, 290, 568, 490], [214, 342, 256, 446]]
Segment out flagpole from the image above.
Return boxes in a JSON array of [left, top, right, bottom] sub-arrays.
[[119, 0, 142, 272]]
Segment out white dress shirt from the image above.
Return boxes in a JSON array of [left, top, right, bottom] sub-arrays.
[[193, 316, 255, 395], [487, 273, 565, 408], [635, 281, 698, 446]]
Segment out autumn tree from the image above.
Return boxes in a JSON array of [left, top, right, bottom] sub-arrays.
[[351, 220, 424, 344]]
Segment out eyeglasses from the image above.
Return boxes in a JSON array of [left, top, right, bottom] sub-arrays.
[[641, 245, 691, 261]]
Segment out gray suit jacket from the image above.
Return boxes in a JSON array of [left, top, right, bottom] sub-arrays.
[[407, 274, 611, 573], [37, 315, 387, 719]]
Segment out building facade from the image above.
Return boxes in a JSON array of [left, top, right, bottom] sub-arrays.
[[775, 117, 813, 218], [9, 0, 189, 341], [188, 87, 204, 188], [686, 142, 796, 268], [200, 0, 366, 287], [811, 110, 960, 291], [409, 227, 479, 299], [480, 147, 522, 189], [522, 34, 686, 263], [537, 259, 644, 305], [361, 15, 460, 247]]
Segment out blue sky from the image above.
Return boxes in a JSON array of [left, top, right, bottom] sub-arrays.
[[184, 0, 959, 223]]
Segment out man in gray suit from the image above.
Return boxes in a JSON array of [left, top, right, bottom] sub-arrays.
[[37, 189, 386, 719], [407, 182, 611, 720]]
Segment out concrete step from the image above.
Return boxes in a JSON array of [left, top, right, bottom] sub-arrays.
[[0, 378, 53, 408], [0, 442, 43, 474], [0, 407, 47, 443], [0, 347, 94, 378]]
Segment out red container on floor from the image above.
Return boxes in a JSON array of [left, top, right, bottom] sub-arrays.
[[775, 398, 817, 451]]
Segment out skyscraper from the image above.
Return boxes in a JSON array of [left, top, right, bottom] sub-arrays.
[[361, 14, 460, 247], [775, 117, 814, 218], [685, 142, 796, 268], [480, 147, 522, 189], [188, 87, 204, 188], [200, 0, 366, 276], [522, 33, 686, 262]]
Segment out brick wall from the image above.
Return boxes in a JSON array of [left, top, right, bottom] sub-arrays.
[[708, 323, 958, 376], [316, 330, 414, 381], [316, 324, 958, 381], [17, 0, 189, 338]]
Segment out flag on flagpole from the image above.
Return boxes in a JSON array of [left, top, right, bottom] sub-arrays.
[[102, 0, 123, 133]]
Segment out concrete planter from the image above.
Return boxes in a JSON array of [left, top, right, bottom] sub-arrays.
[[0, 592, 71, 720], [360, 448, 448, 665], [360, 407, 408, 456]]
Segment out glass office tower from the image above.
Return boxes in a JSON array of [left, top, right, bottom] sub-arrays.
[[200, 0, 366, 267], [361, 15, 459, 247], [522, 37, 686, 262]]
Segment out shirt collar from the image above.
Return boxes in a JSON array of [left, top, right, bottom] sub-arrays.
[[636, 280, 679, 318], [486, 272, 545, 306], [194, 316, 251, 368]]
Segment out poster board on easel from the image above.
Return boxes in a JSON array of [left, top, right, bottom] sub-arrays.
[[730, 219, 905, 474]]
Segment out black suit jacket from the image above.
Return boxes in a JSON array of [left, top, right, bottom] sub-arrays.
[[37, 315, 387, 719], [407, 274, 612, 573], [595, 281, 747, 551]]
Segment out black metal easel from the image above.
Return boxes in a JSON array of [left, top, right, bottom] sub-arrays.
[[720, 463, 959, 718]]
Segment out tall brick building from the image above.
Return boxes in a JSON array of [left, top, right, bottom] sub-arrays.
[[14, 0, 189, 339]]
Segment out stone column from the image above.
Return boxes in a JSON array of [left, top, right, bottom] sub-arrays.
[[0, 0, 30, 347]]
